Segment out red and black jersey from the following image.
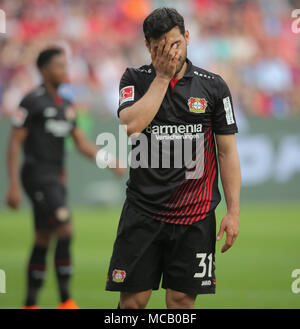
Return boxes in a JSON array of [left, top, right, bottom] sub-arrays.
[[118, 58, 238, 225], [12, 85, 77, 180]]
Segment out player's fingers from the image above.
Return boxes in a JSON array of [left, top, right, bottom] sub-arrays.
[[157, 38, 166, 57], [7, 199, 17, 209], [163, 38, 173, 57], [231, 231, 239, 246], [221, 231, 234, 253], [13, 198, 19, 209], [221, 243, 231, 253], [216, 224, 225, 241], [168, 44, 178, 60]]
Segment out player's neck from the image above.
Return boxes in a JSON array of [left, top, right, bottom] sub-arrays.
[[173, 61, 187, 80], [43, 81, 59, 99]]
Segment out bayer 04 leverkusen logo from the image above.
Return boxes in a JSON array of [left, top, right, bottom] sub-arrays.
[[112, 269, 126, 283], [188, 97, 208, 113]]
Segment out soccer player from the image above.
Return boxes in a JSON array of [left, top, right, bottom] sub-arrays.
[[6, 47, 124, 309], [106, 8, 241, 309]]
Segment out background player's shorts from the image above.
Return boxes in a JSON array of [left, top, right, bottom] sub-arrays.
[[106, 200, 216, 295], [21, 172, 70, 231]]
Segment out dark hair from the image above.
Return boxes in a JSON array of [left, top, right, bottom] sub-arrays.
[[36, 47, 64, 69], [143, 7, 185, 44]]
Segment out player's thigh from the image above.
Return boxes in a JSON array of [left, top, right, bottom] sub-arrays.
[[23, 180, 70, 231], [45, 182, 70, 223], [162, 212, 216, 295], [106, 201, 165, 292]]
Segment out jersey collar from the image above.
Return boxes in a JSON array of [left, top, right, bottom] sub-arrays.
[[182, 58, 194, 78]]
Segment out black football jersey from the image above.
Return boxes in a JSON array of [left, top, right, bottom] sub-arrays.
[[118, 58, 238, 225], [12, 85, 77, 178]]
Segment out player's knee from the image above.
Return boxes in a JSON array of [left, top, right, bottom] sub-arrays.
[[54, 207, 73, 239], [166, 290, 196, 309], [56, 221, 73, 239], [120, 299, 147, 309], [35, 230, 52, 247]]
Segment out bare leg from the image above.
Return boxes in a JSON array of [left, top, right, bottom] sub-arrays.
[[120, 289, 153, 309], [166, 288, 197, 309]]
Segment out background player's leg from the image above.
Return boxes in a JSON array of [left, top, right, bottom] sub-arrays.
[[119, 289, 152, 309], [165, 288, 196, 309], [54, 220, 76, 308], [24, 230, 52, 307]]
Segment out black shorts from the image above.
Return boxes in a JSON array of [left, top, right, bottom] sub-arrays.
[[22, 172, 70, 231], [106, 200, 216, 295]]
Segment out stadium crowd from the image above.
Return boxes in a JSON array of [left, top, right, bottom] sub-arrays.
[[0, 0, 299, 119]]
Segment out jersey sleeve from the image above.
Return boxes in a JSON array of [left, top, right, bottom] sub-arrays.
[[117, 68, 142, 117], [11, 96, 33, 129], [212, 76, 238, 134]]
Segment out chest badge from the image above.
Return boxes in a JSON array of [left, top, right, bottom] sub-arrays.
[[188, 97, 208, 113]]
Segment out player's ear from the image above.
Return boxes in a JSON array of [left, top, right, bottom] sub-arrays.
[[145, 39, 151, 53], [40, 66, 48, 79], [184, 30, 190, 46]]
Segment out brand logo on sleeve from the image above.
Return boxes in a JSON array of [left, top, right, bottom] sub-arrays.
[[223, 96, 235, 125], [120, 86, 134, 105], [188, 97, 207, 113], [12, 107, 28, 126]]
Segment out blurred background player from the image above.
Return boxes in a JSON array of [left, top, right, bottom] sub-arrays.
[[6, 47, 125, 309]]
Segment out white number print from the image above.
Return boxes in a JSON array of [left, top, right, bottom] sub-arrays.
[[291, 269, 300, 294], [194, 253, 213, 278]]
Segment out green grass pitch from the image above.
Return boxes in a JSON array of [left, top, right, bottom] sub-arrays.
[[0, 203, 299, 309]]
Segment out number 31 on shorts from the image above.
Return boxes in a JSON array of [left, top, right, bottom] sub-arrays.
[[194, 253, 214, 278]]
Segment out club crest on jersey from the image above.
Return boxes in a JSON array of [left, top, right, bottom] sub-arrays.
[[188, 97, 208, 113], [112, 269, 126, 283], [120, 86, 134, 105]]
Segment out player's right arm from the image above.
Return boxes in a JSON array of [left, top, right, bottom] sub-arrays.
[[119, 38, 181, 136], [6, 127, 28, 209]]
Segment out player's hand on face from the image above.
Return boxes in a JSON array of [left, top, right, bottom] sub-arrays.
[[216, 213, 239, 253], [6, 186, 21, 209], [151, 37, 182, 81]]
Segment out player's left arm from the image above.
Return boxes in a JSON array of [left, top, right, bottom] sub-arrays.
[[71, 126, 125, 177], [215, 133, 241, 253]]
